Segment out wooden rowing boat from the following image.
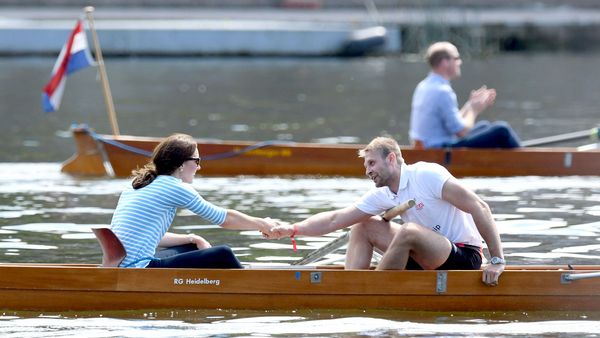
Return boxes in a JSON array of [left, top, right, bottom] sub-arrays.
[[61, 125, 600, 178], [0, 263, 599, 312]]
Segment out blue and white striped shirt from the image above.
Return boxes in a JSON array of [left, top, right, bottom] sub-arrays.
[[110, 175, 227, 268]]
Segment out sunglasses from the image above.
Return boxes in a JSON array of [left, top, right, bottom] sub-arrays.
[[187, 157, 201, 166]]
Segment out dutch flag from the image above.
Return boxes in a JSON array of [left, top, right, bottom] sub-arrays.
[[42, 20, 95, 113]]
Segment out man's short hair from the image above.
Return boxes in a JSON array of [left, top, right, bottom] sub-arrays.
[[358, 137, 404, 165], [426, 41, 456, 68]]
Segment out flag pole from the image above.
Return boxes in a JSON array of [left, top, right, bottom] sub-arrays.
[[84, 6, 120, 135]]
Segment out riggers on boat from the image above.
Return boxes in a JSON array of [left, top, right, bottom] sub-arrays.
[[61, 125, 600, 178], [0, 263, 599, 312]]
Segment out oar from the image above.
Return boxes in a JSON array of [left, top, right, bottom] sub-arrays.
[[381, 198, 416, 222], [522, 127, 599, 147], [292, 199, 416, 266]]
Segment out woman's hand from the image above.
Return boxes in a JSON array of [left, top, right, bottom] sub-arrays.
[[264, 223, 295, 239], [259, 217, 281, 235], [188, 234, 211, 249]]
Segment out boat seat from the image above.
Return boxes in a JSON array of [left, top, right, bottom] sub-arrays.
[[412, 139, 425, 149], [92, 227, 126, 267]]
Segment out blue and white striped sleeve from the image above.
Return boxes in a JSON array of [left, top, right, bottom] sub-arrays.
[[178, 184, 227, 225]]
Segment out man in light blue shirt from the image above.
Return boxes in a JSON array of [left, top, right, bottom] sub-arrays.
[[409, 41, 520, 149]]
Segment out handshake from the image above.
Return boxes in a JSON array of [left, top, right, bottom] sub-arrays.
[[260, 218, 296, 240]]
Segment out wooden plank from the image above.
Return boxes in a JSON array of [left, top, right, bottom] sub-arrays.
[[404, 147, 600, 177], [105, 138, 364, 177], [0, 265, 119, 291], [2, 265, 599, 296], [1, 290, 598, 312], [1, 265, 599, 311]]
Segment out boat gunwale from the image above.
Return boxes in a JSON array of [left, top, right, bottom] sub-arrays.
[[101, 133, 600, 153], [1, 262, 600, 270], [2, 263, 600, 311]]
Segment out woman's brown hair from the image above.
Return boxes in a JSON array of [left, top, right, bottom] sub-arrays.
[[131, 133, 197, 189]]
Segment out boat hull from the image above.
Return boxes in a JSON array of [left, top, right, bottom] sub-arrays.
[[1, 264, 599, 312], [61, 126, 600, 178]]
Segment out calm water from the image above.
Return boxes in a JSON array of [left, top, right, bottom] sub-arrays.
[[1, 54, 600, 336], [2, 53, 600, 161]]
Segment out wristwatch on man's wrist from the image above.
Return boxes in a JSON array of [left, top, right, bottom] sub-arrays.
[[490, 256, 506, 265]]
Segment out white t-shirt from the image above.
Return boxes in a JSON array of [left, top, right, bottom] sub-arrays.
[[354, 162, 483, 247]]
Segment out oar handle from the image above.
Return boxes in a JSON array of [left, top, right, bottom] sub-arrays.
[[381, 199, 416, 222]]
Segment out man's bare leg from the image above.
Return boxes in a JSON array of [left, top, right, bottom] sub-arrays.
[[345, 217, 398, 269], [377, 222, 453, 270]]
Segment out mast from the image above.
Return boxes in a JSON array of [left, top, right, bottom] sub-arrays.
[[84, 6, 120, 135]]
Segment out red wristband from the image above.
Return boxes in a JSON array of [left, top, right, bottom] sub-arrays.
[[290, 225, 298, 252]]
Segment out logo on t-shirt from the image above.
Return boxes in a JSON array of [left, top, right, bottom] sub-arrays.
[[433, 224, 441, 232], [416, 201, 424, 210]]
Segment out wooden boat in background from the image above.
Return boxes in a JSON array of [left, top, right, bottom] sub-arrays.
[[0, 263, 599, 312], [61, 125, 600, 178]]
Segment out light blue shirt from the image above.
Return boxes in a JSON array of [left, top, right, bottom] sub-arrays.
[[110, 175, 227, 268], [409, 73, 465, 148]]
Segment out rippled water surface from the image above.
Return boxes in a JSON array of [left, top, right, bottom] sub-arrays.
[[1, 163, 600, 337], [1, 163, 600, 266], [2, 312, 600, 337]]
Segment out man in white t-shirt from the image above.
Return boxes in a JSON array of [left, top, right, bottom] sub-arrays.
[[268, 136, 505, 286]]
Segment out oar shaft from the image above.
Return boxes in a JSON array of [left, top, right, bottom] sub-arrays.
[[292, 232, 349, 266], [522, 127, 599, 147], [563, 271, 600, 281]]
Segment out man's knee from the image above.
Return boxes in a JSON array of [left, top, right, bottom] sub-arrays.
[[489, 121, 509, 133], [350, 217, 393, 245], [391, 222, 420, 246], [352, 216, 382, 232], [350, 220, 373, 241], [490, 121, 520, 147]]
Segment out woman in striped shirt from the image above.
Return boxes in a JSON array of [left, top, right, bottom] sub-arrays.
[[110, 133, 278, 268]]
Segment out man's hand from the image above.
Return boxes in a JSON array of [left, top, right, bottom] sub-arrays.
[[259, 217, 281, 234], [264, 224, 295, 240], [469, 86, 497, 114], [482, 262, 504, 286]]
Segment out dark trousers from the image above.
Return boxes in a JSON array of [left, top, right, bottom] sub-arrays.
[[452, 120, 521, 148], [148, 244, 243, 269]]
